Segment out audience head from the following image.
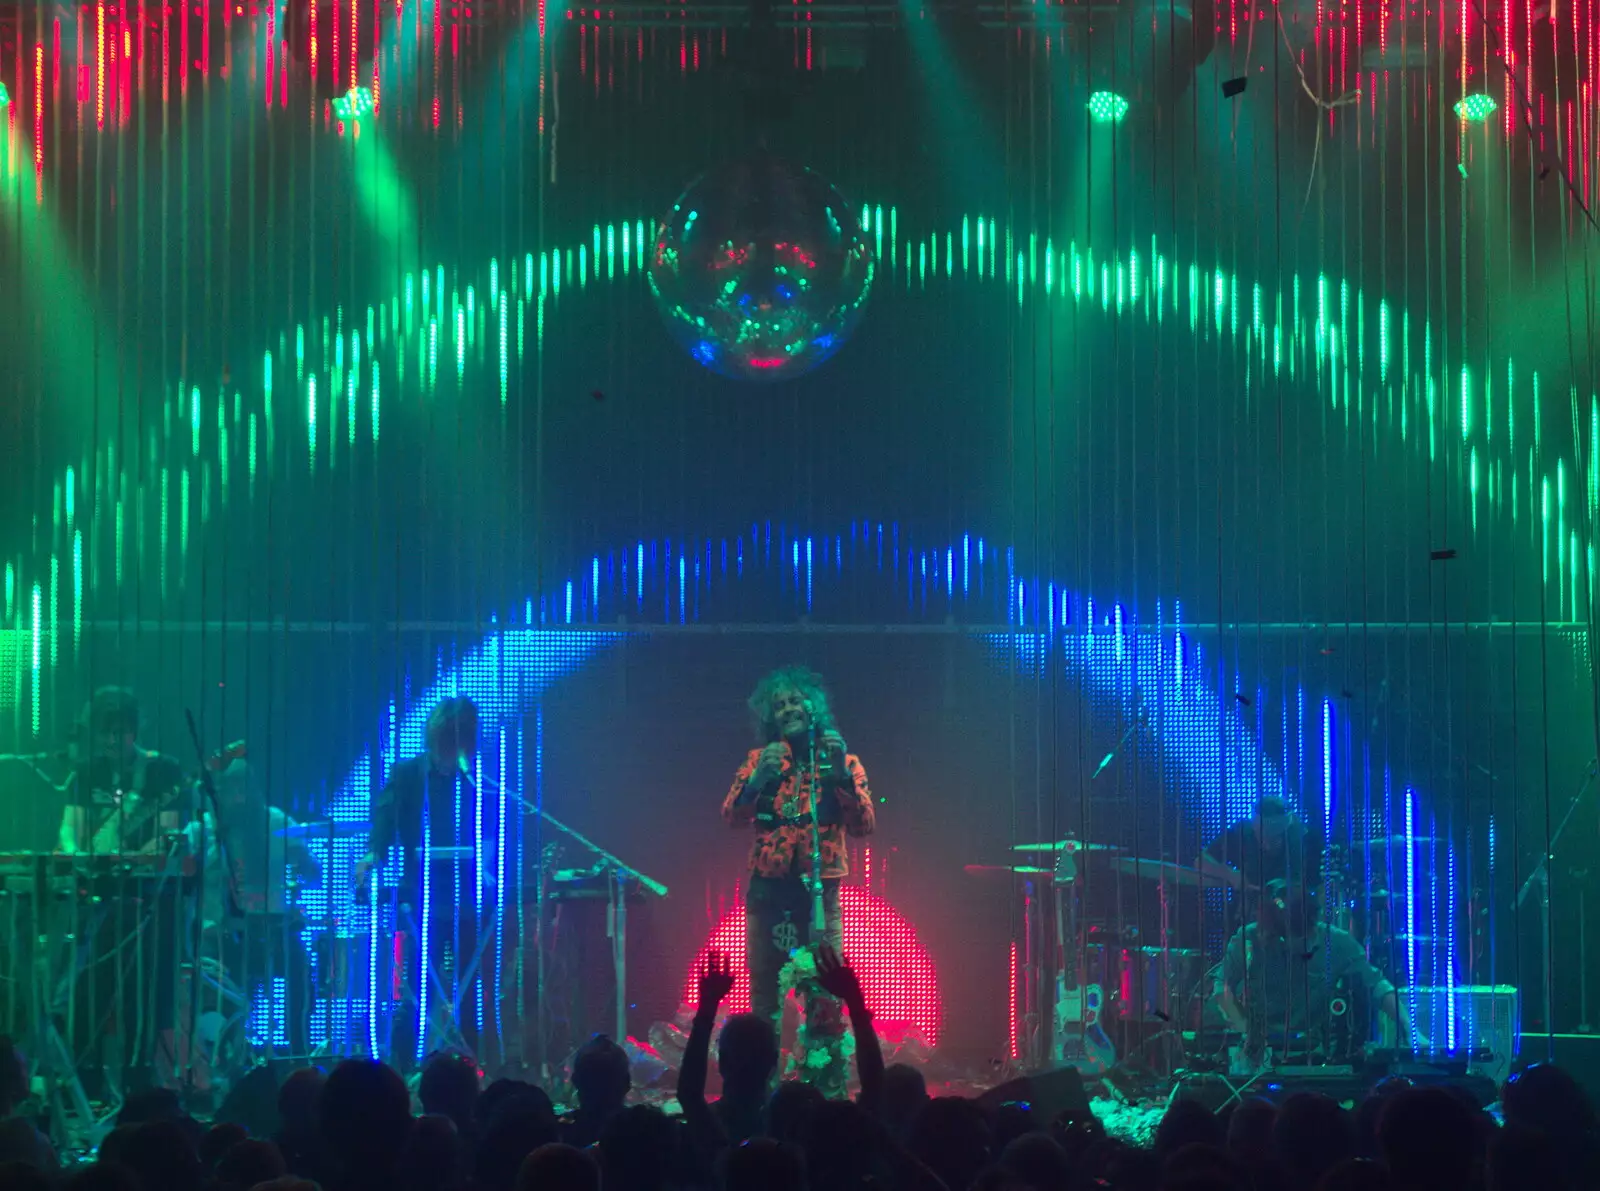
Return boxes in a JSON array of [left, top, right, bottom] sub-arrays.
[[419, 1054, 482, 1133], [1487, 1123, 1572, 1191], [999, 1131, 1074, 1191], [401, 1115, 463, 1191], [1156, 1098, 1226, 1163], [881, 1063, 930, 1139], [1273, 1093, 1357, 1188], [716, 1015, 779, 1098], [119, 1120, 203, 1191], [766, 1081, 825, 1147], [1163, 1143, 1248, 1191], [474, 1105, 560, 1191], [1377, 1087, 1480, 1191], [1503, 1064, 1596, 1141], [316, 1058, 413, 1176], [719, 1138, 806, 1191], [96, 1125, 139, 1167], [115, 1087, 185, 1127], [276, 1067, 327, 1136], [569, 1036, 631, 1115], [802, 1099, 881, 1183], [213, 1139, 287, 1191], [908, 1096, 994, 1191], [475, 1080, 552, 1134], [596, 1104, 679, 1191], [515, 1143, 600, 1191], [1225, 1098, 1278, 1166], [200, 1123, 250, 1170]]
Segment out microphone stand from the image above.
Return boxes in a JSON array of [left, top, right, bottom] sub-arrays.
[[1516, 757, 1597, 1045], [805, 726, 826, 936], [466, 770, 666, 1054]]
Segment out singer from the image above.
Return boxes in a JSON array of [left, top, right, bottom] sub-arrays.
[[361, 696, 496, 1068], [722, 666, 875, 1097]]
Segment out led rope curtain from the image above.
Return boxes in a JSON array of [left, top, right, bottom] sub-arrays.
[[0, 0, 1595, 1097]]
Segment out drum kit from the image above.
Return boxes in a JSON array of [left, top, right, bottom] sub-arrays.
[[968, 833, 1439, 1077]]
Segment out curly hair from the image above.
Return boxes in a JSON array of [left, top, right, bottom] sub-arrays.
[[747, 666, 837, 742]]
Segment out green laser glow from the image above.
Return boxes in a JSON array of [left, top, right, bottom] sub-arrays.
[[332, 85, 375, 122], [1088, 91, 1130, 124]]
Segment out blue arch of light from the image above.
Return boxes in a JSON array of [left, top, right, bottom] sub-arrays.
[[304, 521, 1458, 1058]]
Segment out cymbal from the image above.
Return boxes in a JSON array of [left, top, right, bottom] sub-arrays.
[[1009, 840, 1123, 853], [963, 863, 1055, 878], [274, 820, 367, 838], [1110, 856, 1244, 889], [1361, 836, 1441, 849]]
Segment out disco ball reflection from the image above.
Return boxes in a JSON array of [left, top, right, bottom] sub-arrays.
[[648, 155, 875, 383]]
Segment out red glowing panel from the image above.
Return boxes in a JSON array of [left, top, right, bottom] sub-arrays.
[[682, 885, 941, 1046]]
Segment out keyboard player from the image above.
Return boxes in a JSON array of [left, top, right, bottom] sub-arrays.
[[54, 686, 194, 1089]]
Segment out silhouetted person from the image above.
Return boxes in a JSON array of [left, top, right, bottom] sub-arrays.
[[474, 1106, 560, 1191], [596, 1105, 681, 1191], [515, 1143, 600, 1191], [562, 1036, 630, 1149], [1156, 1100, 1225, 1164], [880, 1063, 930, 1144], [1376, 1087, 1480, 1191], [714, 1013, 779, 1144], [719, 1138, 806, 1191], [120, 1120, 204, 1191], [401, 1115, 464, 1191], [214, 1139, 288, 1191], [1273, 1094, 1356, 1190], [274, 1067, 328, 1180], [768, 1081, 825, 1147], [999, 1132, 1075, 1191], [419, 1054, 482, 1140], [908, 1097, 993, 1191], [315, 1059, 413, 1191]]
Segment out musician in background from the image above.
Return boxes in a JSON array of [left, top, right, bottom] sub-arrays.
[[1198, 796, 1323, 901], [57, 686, 189, 855], [722, 667, 875, 1098], [358, 697, 496, 1067], [55, 686, 191, 1088], [185, 755, 320, 1056], [1217, 880, 1410, 1061]]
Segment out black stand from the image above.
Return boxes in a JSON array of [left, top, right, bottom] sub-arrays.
[[1516, 758, 1597, 1043], [466, 772, 666, 1069]]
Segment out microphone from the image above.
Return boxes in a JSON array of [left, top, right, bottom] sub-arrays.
[[457, 753, 473, 777]]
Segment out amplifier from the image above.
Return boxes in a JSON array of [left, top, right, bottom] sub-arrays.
[[1405, 985, 1519, 1086]]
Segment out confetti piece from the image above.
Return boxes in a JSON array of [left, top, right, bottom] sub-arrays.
[[1222, 77, 1248, 98], [590, 389, 606, 402], [1340, 690, 1355, 700], [1234, 693, 1253, 706], [1319, 648, 1336, 656], [1430, 548, 1458, 561]]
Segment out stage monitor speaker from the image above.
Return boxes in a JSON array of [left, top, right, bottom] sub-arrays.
[[976, 1066, 1092, 1124], [1406, 985, 1520, 1086]]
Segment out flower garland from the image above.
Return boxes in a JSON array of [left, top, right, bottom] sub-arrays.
[[776, 944, 856, 1078]]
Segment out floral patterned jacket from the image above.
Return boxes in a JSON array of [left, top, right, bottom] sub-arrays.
[[721, 742, 875, 879]]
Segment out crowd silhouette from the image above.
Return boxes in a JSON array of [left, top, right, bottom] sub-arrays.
[[0, 951, 1594, 1191]]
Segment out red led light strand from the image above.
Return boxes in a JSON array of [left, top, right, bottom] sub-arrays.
[[95, 2, 104, 129]]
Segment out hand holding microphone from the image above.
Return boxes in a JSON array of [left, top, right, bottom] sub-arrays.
[[752, 742, 788, 787], [818, 730, 848, 779]]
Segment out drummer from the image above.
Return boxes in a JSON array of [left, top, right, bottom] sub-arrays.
[[1197, 796, 1322, 903]]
